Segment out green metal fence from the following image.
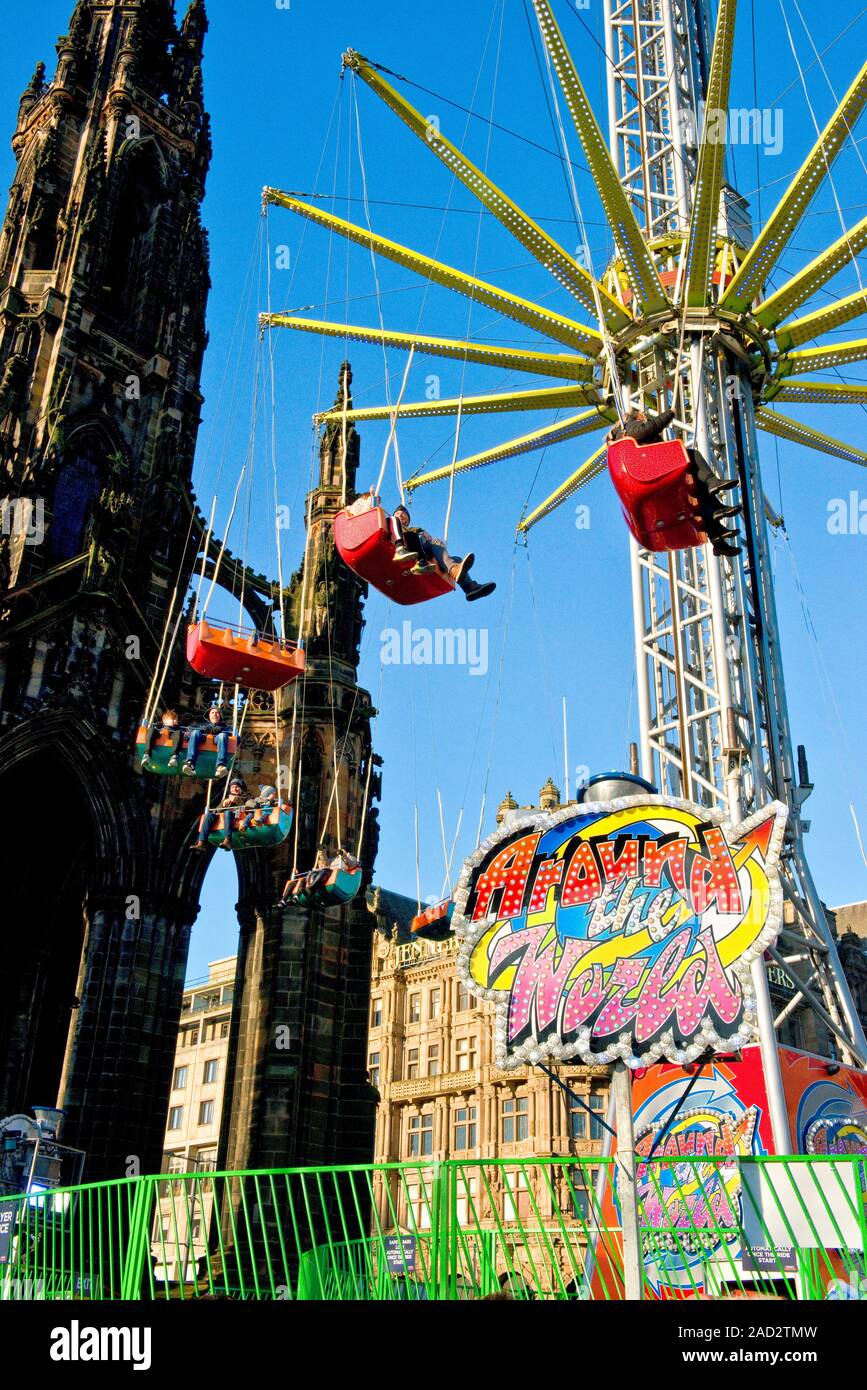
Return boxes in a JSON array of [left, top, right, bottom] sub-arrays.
[[1, 1155, 864, 1301]]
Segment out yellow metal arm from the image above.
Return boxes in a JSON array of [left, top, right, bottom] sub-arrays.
[[721, 58, 867, 314], [775, 337, 867, 378], [314, 383, 604, 426], [762, 380, 867, 406], [754, 216, 867, 328], [756, 408, 867, 466], [405, 408, 614, 492], [530, 0, 668, 317], [343, 51, 630, 332], [264, 190, 602, 357], [683, 0, 738, 308], [260, 314, 594, 380], [517, 444, 608, 533], [774, 289, 867, 352]]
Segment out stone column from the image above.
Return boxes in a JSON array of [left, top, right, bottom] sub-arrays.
[[57, 895, 195, 1181]]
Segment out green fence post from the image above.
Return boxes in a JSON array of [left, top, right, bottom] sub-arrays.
[[431, 1162, 451, 1301], [120, 1178, 156, 1301]]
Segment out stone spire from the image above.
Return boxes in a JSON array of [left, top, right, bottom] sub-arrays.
[[538, 776, 561, 811], [496, 790, 519, 825]]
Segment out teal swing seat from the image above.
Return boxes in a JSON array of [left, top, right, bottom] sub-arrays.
[[205, 801, 293, 851], [295, 865, 363, 906], [136, 723, 237, 780]]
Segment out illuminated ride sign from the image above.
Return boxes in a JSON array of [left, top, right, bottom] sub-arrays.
[[452, 796, 788, 1069]]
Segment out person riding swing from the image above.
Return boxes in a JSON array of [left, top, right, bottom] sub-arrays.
[[184, 705, 235, 779], [191, 777, 248, 852], [275, 846, 360, 909], [391, 505, 496, 601], [608, 407, 742, 558], [141, 709, 184, 770]]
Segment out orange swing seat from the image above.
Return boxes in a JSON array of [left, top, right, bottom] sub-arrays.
[[186, 621, 305, 691]]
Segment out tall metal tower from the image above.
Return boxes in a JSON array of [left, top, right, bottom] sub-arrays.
[[602, 0, 867, 1109]]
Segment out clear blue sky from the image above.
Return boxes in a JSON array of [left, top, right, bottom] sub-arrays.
[[5, 1, 867, 979]]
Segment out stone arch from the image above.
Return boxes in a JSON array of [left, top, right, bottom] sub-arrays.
[[47, 419, 127, 561], [0, 711, 151, 1119], [102, 138, 169, 334]]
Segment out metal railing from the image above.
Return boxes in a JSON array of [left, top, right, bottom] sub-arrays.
[[1, 1155, 864, 1301]]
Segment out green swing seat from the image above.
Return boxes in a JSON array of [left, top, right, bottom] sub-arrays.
[[295, 865, 363, 906], [136, 723, 237, 780], [205, 801, 294, 851]]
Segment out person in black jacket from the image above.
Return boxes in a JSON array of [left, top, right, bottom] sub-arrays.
[[609, 408, 741, 558], [391, 505, 496, 602]]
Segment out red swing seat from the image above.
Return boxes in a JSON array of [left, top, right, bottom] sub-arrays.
[[333, 506, 455, 606], [186, 620, 305, 692], [607, 436, 708, 553]]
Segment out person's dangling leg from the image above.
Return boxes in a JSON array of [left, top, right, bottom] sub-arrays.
[[214, 729, 231, 778], [167, 726, 184, 768], [183, 728, 202, 776], [191, 809, 216, 852]]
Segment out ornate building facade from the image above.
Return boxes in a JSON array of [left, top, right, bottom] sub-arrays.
[[365, 783, 612, 1262], [0, 1, 378, 1183]]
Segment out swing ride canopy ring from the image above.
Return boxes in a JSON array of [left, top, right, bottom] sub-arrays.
[[258, 0, 867, 536]]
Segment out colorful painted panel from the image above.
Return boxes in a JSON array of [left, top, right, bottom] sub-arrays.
[[452, 795, 788, 1068]]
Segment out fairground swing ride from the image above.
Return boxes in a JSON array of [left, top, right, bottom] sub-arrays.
[[259, 0, 867, 1163], [136, 327, 304, 853]]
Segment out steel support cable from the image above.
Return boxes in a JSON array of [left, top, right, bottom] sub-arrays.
[[265, 209, 287, 635], [351, 75, 399, 491], [143, 499, 200, 726], [780, 529, 867, 871], [475, 543, 520, 850], [443, 0, 507, 545], [780, 1, 867, 305], [200, 344, 263, 621]]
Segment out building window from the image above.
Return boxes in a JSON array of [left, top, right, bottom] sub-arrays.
[[409, 993, 421, 1024], [406, 1047, 419, 1080], [455, 1174, 478, 1225], [567, 1166, 598, 1220], [179, 1025, 199, 1048], [190, 1220, 201, 1241], [173, 1066, 188, 1092], [504, 1169, 531, 1221], [407, 1111, 433, 1157], [589, 1094, 606, 1140], [220, 1022, 230, 1040], [502, 1095, 529, 1143], [456, 982, 475, 1013], [569, 1096, 588, 1139], [368, 1052, 380, 1089], [198, 1101, 214, 1127], [202, 1017, 229, 1044], [168, 1107, 183, 1131], [454, 1106, 477, 1152], [427, 1044, 440, 1077], [203, 1058, 219, 1085], [429, 988, 441, 1020], [371, 997, 382, 1028], [405, 1182, 433, 1231], [455, 1036, 477, 1072]]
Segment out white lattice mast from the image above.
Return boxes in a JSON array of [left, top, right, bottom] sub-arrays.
[[602, 0, 867, 1080]]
